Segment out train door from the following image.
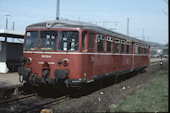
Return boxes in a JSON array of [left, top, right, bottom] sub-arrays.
[[88, 32, 95, 80]]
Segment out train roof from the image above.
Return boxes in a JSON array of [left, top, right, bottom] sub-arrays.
[[26, 19, 149, 45]]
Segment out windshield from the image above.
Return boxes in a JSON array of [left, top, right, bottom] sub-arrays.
[[24, 31, 38, 50], [58, 31, 79, 51], [39, 31, 58, 51]]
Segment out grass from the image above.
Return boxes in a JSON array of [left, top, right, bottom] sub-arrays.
[[109, 69, 169, 112]]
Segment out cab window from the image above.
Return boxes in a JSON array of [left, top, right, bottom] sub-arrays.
[[58, 31, 79, 51], [24, 31, 38, 50], [39, 31, 58, 51]]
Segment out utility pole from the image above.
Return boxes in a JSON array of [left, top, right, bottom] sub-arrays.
[[56, 0, 60, 20], [5, 14, 10, 30], [127, 17, 129, 36], [12, 21, 15, 30]]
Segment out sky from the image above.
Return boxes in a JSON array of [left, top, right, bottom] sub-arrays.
[[0, 0, 168, 44]]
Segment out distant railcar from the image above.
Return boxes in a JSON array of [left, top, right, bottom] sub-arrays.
[[18, 19, 150, 87]]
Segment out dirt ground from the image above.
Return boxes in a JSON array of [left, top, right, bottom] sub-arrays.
[[44, 61, 168, 112]]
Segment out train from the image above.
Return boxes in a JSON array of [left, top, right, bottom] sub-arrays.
[[18, 19, 150, 87]]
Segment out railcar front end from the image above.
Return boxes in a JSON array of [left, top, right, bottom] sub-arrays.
[[18, 28, 87, 87]]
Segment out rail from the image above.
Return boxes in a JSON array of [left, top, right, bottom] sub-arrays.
[[19, 96, 68, 113], [0, 93, 38, 107]]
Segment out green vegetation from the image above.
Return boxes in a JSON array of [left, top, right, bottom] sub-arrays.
[[109, 70, 168, 112]]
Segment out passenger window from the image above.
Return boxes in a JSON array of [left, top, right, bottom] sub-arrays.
[[114, 39, 120, 53], [88, 33, 95, 50], [141, 46, 144, 54], [144, 45, 146, 54], [126, 42, 130, 53], [138, 45, 141, 54], [107, 36, 113, 52], [141, 45, 143, 54], [121, 40, 125, 53], [97, 34, 104, 52], [135, 43, 138, 54], [82, 31, 87, 51], [143, 45, 145, 54], [146, 46, 148, 54]]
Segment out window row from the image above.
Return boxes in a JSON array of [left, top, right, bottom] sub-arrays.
[[24, 30, 149, 54], [135, 43, 149, 54], [95, 34, 132, 54], [95, 34, 149, 54]]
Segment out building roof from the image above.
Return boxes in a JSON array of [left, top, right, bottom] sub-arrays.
[[0, 29, 24, 39], [27, 19, 149, 45]]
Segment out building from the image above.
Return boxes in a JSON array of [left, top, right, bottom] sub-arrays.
[[0, 29, 24, 73]]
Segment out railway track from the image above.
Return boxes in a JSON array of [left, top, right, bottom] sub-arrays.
[[0, 93, 38, 107], [0, 59, 167, 113], [19, 96, 68, 113], [0, 93, 68, 113]]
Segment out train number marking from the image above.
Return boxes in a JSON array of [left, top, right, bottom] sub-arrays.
[[41, 55, 51, 58]]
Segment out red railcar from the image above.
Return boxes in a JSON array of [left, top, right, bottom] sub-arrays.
[[18, 19, 150, 87]]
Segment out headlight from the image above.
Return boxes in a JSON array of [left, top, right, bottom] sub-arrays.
[[27, 57, 32, 65], [63, 59, 69, 66]]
